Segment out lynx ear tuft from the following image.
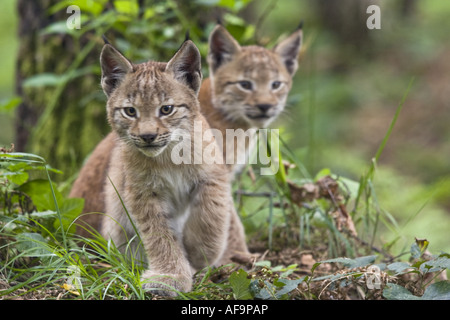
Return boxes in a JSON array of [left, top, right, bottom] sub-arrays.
[[100, 44, 134, 97], [207, 25, 241, 73], [101, 34, 111, 45], [273, 27, 303, 76], [165, 40, 202, 94]]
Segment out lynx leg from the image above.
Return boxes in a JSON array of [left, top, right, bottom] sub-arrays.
[[129, 198, 193, 296], [217, 207, 253, 266], [183, 180, 231, 270]]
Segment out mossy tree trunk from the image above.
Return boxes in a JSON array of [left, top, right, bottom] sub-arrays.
[[15, 0, 109, 181], [14, 0, 246, 183]]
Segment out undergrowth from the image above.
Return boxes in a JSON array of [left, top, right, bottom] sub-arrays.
[[1, 104, 449, 300]]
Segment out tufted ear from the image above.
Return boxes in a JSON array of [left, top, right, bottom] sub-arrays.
[[100, 44, 134, 97], [207, 24, 241, 73], [273, 26, 303, 76], [165, 40, 202, 95]]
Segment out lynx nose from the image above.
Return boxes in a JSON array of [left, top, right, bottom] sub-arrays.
[[140, 133, 158, 144], [256, 104, 273, 113]]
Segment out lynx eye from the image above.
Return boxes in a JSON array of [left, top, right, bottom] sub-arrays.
[[123, 107, 137, 118], [238, 81, 253, 91], [272, 81, 282, 90], [160, 105, 174, 116]]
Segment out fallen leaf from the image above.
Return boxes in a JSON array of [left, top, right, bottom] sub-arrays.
[[288, 180, 318, 205], [300, 254, 317, 268], [61, 283, 80, 296]]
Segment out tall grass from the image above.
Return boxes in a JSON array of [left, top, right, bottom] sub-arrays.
[[352, 78, 415, 251], [0, 152, 150, 299], [234, 78, 416, 261], [0, 214, 153, 299]]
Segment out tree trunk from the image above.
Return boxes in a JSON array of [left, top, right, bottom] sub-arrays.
[[312, 0, 377, 57], [15, 0, 53, 152], [15, 0, 109, 181]]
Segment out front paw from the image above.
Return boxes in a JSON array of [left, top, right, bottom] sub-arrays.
[[141, 270, 192, 297], [230, 252, 260, 268]]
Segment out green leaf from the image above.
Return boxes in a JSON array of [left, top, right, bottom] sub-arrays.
[[0, 152, 46, 163], [7, 162, 31, 172], [321, 255, 377, 269], [142, 8, 155, 19], [2, 171, 29, 186], [250, 277, 305, 300], [60, 198, 84, 218], [21, 179, 84, 233], [384, 281, 450, 300], [274, 278, 305, 297], [39, 21, 80, 37], [53, 198, 84, 234], [411, 238, 429, 259], [280, 264, 299, 278], [19, 179, 63, 212], [0, 97, 21, 113], [347, 255, 378, 268], [29, 210, 58, 219], [23, 73, 63, 88], [310, 262, 322, 275], [20, 179, 80, 232], [410, 243, 421, 259], [254, 261, 272, 268], [114, 0, 139, 16], [15, 232, 54, 257], [48, 0, 106, 16], [420, 256, 450, 273], [229, 269, 252, 300], [421, 281, 450, 300], [314, 168, 332, 180], [218, 0, 252, 11], [387, 262, 411, 275], [383, 283, 421, 300], [336, 176, 360, 200], [252, 280, 278, 300], [313, 271, 356, 283], [194, 0, 220, 6], [22, 67, 96, 88]]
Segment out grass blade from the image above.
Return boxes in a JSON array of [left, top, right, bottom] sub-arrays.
[[354, 78, 415, 213]]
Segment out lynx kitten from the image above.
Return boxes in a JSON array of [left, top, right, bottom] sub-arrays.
[[199, 24, 303, 172], [89, 40, 242, 296]]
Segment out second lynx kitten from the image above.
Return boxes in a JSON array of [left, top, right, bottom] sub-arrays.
[[94, 40, 241, 295], [200, 24, 303, 173]]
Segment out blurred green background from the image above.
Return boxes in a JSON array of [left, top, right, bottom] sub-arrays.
[[0, 0, 449, 255], [0, 0, 18, 145]]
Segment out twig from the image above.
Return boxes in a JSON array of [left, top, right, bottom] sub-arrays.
[[234, 190, 277, 198]]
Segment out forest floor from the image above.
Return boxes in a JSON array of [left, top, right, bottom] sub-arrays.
[[1, 234, 446, 301]]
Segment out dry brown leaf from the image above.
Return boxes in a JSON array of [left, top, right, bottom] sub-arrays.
[[332, 204, 358, 236], [288, 180, 318, 205], [300, 253, 316, 268], [287, 176, 357, 236], [0, 143, 14, 153]]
